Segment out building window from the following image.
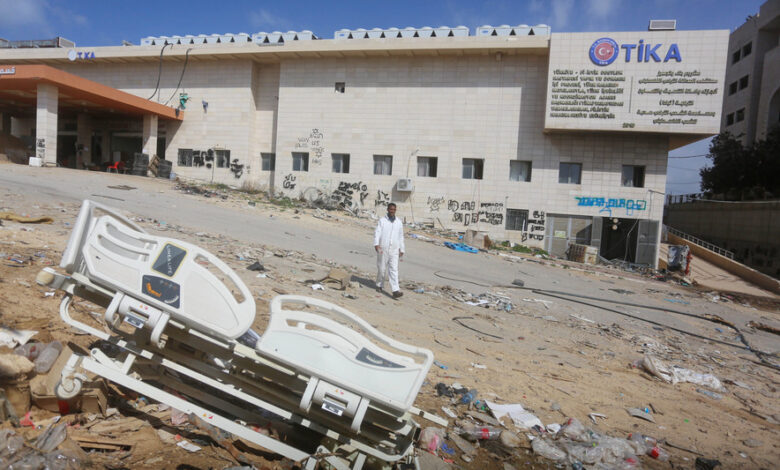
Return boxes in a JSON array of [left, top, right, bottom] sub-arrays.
[[736, 108, 745, 122], [621, 165, 645, 188], [331, 153, 350, 173], [726, 113, 735, 126], [373, 155, 392, 175], [732, 49, 740, 64], [505, 209, 528, 231], [292, 152, 309, 171], [558, 162, 582, 184], [739, 75, 749, 90], [509, 160, 532, 182], [462, 158, 484, 179], [261, 153, 275, 171], [417, 156, 438, 177], [335, 82, 345, 93], [177, 148, 193, 167], [215, 149, 230, 168], [742, 42, 752, 57], [729, 81, 738, 95]]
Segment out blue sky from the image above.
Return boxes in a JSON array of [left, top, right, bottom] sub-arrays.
[[0, 0, 764, 194]]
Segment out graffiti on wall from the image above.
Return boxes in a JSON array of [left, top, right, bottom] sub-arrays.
[[283, 173, 297, 190], [478, 202, 504, 226], [229, 159, 245, 178], [330, 181, 369, 210], [446, 200, 478, 226], [427, 196, 445, 212], [575, 196, 647, 217], [522, 210, 545, 242], [295, 128, 325, 166], [375, 189, 390, 207]]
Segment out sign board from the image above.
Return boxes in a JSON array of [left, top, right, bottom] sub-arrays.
[[544, 30, 729, 135]]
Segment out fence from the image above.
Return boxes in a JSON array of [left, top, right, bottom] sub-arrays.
[[664, 225, 735, 260]]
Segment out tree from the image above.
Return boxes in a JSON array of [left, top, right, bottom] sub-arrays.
[[700, 126, 780, 200]]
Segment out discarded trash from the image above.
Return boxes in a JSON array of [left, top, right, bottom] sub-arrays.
[[433, 360, 448, 370], [486, 401, 543, 429], [419, 427, 446, 454], [246, 261, 265, 271], [34, 422, 67, 452], [470, 363, 487, 369], [460, 388, 478, 404], [310, 283, 324, 290], [532, 438, 567, 461], [441, 406, 457, 419], [639, 354, 725, 391], [435, 382, 453, 396], [0, 327, 37, 349], [664, 298, 690, 304], [171, 407, 189, 426], [443, 242, 478, 253], [588, 413, 607, 424], [13, 342, 43, 361], [696, 388, 722, 400], [511, 279, 525, 287], [626, 407, 656, 423], [34, 341, 62, 374], [456, 423, 501, 441], [177, 440, 202, 452]]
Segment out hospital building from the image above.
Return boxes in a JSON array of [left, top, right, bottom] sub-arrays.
[[0, 22, 729, 266]]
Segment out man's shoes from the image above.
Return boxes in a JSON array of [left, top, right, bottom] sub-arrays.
[[392, 291, 403, 299], [376, 287, 382, 293]]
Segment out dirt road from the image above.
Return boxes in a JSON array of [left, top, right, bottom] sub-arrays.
[[1, 163, 778, 469]]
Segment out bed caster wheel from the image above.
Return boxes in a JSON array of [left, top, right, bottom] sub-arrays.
[[56, 375, 84, 400]]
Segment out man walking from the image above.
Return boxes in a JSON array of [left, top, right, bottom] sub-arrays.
[[374, 203, 405, 298]]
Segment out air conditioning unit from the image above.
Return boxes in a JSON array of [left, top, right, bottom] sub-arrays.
[[648, 20, 676, 31], [396, 178, 414, 191]]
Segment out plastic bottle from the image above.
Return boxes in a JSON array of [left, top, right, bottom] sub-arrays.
[[34, 341, 63, 374], [14, 342, 42, 361], [460, 388, 477, 404], [531, 438, 567, 461], [648, 446, 670, 461], [456, 424, 501, 441], [627, 433, 657, 454]]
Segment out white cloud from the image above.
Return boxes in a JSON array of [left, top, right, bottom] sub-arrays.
[[586, 0, 621, 19], [0, 0, 48, 29], [249, 9, 288, 31], [550, 0, 575, 29], [0, 0, 88, 36]]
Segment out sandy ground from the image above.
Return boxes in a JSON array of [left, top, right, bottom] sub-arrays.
[[0, 180, 778, 470]]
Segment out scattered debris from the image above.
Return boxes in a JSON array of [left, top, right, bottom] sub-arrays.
[[626, 407, 656, 423]]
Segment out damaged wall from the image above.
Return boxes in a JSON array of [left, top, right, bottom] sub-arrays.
[[273, 54, 668, 245]]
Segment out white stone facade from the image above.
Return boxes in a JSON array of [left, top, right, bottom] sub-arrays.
[[0, 30, 728, 263]]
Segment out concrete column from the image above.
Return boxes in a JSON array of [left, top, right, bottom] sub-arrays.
[[35, 83, 58, 166], [142, 114, 158, 157], [1, 113, 11, 135], [76, 113, 91, 168], [101, 133, 111, 163]]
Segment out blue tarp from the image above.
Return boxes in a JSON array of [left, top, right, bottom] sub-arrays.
[[444, 242, 478, 253]]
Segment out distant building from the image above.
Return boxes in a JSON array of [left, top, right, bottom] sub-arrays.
[[720, 0, 780, 143], [0, 25, 730, 267]]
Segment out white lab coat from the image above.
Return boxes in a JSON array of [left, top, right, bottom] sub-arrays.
[[374, 215, 405, 291]]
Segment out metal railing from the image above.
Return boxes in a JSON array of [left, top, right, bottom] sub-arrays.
[[665, 225, 735, 260]]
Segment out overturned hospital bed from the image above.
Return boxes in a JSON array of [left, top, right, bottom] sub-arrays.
[[37, 200, 444, 469]]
